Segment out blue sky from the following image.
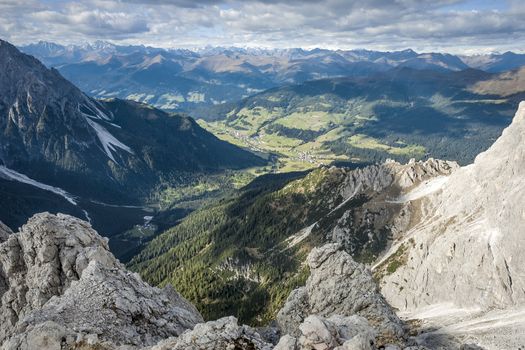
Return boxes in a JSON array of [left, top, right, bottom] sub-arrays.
[[0, 0, 523, 53]]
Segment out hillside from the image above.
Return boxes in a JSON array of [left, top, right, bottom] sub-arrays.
[[469, 65, 525, 97], [197, 68, 518, 171], [129, 158, 457, 325]]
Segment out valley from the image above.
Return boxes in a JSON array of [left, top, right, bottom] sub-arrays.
[[196, 69, 517, 171], [0, 39, 266, 260]]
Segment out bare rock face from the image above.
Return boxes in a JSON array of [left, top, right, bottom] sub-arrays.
[[377, 102, 525, 349], [277, 244, 405, 347], [390, 158, 457, 189], [0, 222, 12, 242], [308, 158, 458, 262], [149, 316, 273, 350], [0, 213, 202, 349], [275, 315, 377, 350]]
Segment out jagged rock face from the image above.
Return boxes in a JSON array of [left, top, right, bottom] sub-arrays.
[[377, 102, 525, 349], [275, 315, 377, 350], [0, 213, 202, 349], [149, 316, 273, 350], [277, 244, 405, 347], [295, 158, 459, 262]]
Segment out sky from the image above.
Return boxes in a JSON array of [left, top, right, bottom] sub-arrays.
[[0, 0, 523, 54]]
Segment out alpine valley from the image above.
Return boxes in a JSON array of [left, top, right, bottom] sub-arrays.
[[0, 25, 524, 350], [0, 39, 265, 259]]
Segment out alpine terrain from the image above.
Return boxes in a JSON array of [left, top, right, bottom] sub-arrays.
[[0, 39, 264, 244], [0, 101, 523, 349]]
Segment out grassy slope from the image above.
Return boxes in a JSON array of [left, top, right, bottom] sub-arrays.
[[196, 68, 518, 171]]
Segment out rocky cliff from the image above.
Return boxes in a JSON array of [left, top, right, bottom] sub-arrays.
[[0, 213, 202, 349], [377, 102, 525, 349]]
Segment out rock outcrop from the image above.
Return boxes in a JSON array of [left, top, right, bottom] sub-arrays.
[[149, 316, 273, 350], [277, 244, 405, 347], [0, 213, 202, 349], [275, 315, 377, 350], [296, 158, 459, 262], [377, 102, 525, 349]]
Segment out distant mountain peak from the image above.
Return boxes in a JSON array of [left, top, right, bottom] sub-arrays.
[[0, 37, 134, 166]]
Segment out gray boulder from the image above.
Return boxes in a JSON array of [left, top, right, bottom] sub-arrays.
[[149, 316, 273, 350], [0, 213, 202, 349], [277, 244, 405, 347]]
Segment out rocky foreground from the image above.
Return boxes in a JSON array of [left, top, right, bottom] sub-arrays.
[[0, 212, 493, 350], [0, 213, 412, 349]]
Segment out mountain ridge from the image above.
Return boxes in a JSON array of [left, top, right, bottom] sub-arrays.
[[0, 38, 264, 242], [20, 41, 525, 111]]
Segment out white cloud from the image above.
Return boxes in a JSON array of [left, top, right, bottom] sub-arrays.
[[0, 0, 523, 53]]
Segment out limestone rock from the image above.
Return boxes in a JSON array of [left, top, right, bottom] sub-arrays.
[[0, 213, 202, 349], [275, 335, 299, 350], [277, 244, 405, 346], [275, 315, 378, 350], [0, 222, 11, 242], [149, 316, 273, 350], [377, 101, 525, 349]]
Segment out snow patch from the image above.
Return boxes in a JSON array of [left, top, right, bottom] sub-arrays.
[[0, 166, 77, 205], [85, 117, 133, 162], [80, 95, 111, 120]]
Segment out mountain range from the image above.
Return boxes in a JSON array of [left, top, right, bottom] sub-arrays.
[[0, 39, 264, 245], [18, 40, 525, 174], [19, 41, 525, 111]]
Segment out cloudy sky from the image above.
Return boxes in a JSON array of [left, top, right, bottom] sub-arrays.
[[0, 0, 523, 53]]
